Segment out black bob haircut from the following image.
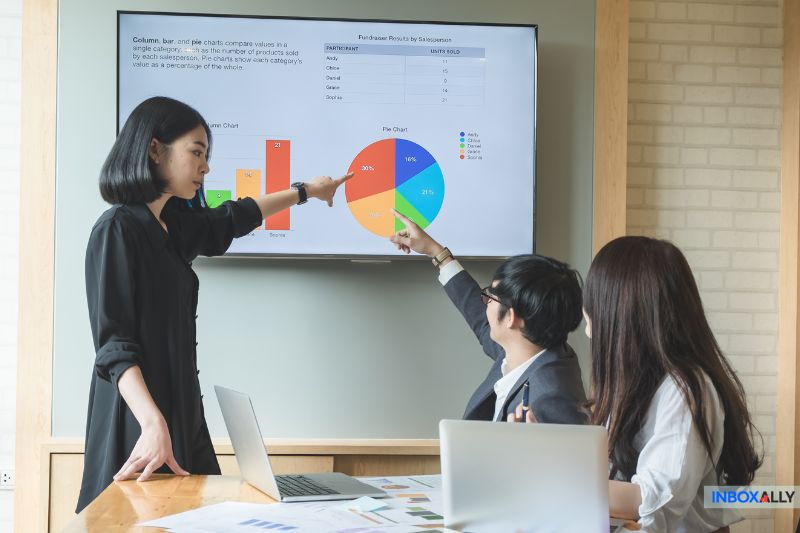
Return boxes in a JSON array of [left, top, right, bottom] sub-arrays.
[[99, 96, 212, 205], [490, 254, 583, 350]]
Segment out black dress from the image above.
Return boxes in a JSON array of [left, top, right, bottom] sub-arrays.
[[76, 197, 262, 512]]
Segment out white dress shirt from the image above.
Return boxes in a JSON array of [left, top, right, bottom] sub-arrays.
[[437, 258, 465, 285], [624, 373, 743, 533], [492, 351, 544, 421]]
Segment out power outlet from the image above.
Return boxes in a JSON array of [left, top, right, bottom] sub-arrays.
[[0, 469, 14, 490]]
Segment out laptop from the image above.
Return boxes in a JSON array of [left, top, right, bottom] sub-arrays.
[[439, 419, 610, 532], [215, 385, 387, 502]]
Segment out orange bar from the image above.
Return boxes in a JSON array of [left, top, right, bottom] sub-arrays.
[[236, 169, 262, 230], [236, 169, 261, 200], [265, 140, 291, 230]]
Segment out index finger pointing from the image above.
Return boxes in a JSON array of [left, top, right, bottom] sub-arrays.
[[334, 172, 355, 186], [391, 208, 413, 224]]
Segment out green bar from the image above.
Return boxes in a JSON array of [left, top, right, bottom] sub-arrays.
[[205, 189, 232, 208]]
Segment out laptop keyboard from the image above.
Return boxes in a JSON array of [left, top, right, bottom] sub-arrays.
[[275, 475, 340, 497]]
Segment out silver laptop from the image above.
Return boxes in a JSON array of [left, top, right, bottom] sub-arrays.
[[215, 385, 387, 502], [439, 419, 609, 532]]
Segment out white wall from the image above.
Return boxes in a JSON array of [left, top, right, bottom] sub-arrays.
[[626, 1, 783, 531], [0, 0, 21, 530]]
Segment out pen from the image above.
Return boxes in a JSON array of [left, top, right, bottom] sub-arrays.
[[520, 381, 530, 423]]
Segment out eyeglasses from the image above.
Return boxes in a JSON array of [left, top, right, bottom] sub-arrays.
[[480, 286, 502, 306]]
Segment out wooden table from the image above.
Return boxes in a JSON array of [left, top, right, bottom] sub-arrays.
[[63, 475, 276, 532], [64, 474, 639, 532]]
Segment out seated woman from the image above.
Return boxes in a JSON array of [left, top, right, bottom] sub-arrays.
[[515, 236, 761, 532]]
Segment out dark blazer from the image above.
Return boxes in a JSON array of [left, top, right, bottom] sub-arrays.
[[443, 269, 588, 424]]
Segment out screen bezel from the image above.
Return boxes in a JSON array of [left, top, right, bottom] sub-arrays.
[[117, 10, 537, 260]]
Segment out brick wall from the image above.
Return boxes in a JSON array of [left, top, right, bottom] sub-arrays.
[[627, 1, 783, 531]]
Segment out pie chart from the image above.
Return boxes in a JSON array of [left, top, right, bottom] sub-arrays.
[[345, 138, 445, 238]]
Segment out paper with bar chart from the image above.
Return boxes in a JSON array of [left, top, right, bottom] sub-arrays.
[[119, 14, 536, 257], [139, 477, 446, 532]]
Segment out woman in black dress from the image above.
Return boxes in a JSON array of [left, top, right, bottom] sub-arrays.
[[76, 96, 351, 512]]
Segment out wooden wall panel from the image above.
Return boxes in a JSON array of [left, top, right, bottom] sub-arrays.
[[776, 0, 800, 531], [15, 0, 58, 531], [593, 0, 630, 253]]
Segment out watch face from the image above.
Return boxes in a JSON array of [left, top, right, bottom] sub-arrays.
[[291, 182, 304, 189]]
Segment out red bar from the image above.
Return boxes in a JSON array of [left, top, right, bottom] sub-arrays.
[[265, 139, 291, 230]]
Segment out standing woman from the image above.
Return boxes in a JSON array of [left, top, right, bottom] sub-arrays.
[[584, 237, 762, 532], [76, 96, 351, 512]]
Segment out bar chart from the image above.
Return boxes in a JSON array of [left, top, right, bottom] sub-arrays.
[[205, 139, 292, 231]]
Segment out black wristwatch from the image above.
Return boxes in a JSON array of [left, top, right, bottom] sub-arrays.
[[291, 182, 308, 205]]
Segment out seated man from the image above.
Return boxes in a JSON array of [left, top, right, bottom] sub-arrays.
[[391, 210, 587, 424]]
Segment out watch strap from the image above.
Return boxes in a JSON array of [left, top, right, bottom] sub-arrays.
[[291, 182, 308, 205], [432, 247, 453, 267]]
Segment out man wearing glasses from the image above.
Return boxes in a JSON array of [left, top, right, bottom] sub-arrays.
[[390, 209, 587, 425]]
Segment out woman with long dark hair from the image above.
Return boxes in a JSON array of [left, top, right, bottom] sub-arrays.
[[585, 236, 762, 531], [77, 96, 351, 512]]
